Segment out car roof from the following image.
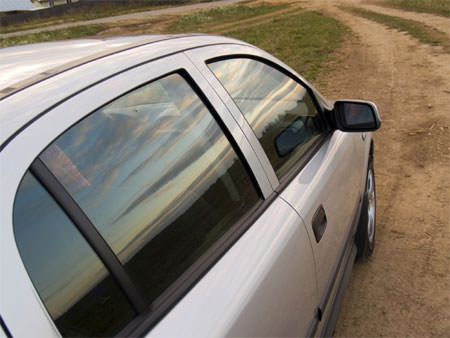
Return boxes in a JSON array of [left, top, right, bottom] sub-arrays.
[[0, 34, 252, 150], [0, 35, 170, 97]]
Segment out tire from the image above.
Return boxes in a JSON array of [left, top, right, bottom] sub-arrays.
[[355, 157, 376, 259]]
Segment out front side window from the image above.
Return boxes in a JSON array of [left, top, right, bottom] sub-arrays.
[[36, 72, 260, 307], [209, 58, 324, 178]]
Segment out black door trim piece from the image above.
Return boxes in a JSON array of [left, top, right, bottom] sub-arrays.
[[0, 315, 12, 338], [320, 244, 357, 337], [305, 310, 320, 337], [30, 158, 147, 314]]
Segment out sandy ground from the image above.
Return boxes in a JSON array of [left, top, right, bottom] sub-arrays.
[[304, 1, 450, 336], [94, 0, 450, 335]]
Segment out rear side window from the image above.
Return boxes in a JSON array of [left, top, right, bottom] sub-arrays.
[[14, 172, 135, 337], [13, 71, 260, 334], [208, 58, 324, 178]]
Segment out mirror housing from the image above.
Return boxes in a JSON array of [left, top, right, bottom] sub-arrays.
[[332, 100, 381, 132]]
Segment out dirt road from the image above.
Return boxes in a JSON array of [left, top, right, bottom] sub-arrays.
[[303, 1, 450, 336]]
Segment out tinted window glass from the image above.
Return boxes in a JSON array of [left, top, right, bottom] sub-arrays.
[[40, 73, 260, 305], [13, 172, 135, 337], [209, 58, 324, 178]]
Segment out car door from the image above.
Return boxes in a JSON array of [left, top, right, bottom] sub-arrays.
[[2, 51, 318, 337], [187, 44, 364, 335]]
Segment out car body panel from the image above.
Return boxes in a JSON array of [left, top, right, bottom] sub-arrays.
[[148, 198, 317, 337], [0, 35, 167, 93], [0, 35, 376, 337], [280, 131, 366, 303]]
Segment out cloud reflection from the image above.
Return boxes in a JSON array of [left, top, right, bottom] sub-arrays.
[[34, 72, 244, 313]]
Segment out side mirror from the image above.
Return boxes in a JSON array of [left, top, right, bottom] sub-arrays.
[[333, 100, 381, 132]]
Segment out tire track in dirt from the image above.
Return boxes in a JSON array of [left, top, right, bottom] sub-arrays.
[[303, 1, 450, 336], [210, 5, 305, 34], [359, 3, 450, 35]]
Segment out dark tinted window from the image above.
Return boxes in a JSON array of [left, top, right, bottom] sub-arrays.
[[13, 172, 135, 337], [209, 58, 324, 178], [39, 73, 260, 305]]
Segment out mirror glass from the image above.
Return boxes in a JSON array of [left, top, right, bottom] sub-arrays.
[[340, 102, 376, 129]]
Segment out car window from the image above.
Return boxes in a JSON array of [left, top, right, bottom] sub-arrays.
[[13, 172, 135, 337], [208, 58, 324, 178], [37, 72, 260, 307]]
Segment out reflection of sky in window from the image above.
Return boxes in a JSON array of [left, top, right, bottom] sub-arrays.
[[40, 73, 236, 269], [14, 173, 108, 318], [209, 58, 307, 137]]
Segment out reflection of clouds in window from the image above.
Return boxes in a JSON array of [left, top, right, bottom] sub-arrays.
[[115, 138, 236, 262], [210, 58, 321, 178], [209, 59, 306, 138], [40, 73, 236, 265], [13, 173, 108, 318]]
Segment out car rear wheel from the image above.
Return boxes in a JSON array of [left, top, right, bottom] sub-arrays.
[[355, 156, 376, 259]]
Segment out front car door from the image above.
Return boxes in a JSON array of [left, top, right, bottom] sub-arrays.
[[188, 44, 366, 335]]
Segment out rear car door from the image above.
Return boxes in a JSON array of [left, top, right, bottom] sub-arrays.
[[188, 44, 364, 334], [2, 51, 318, 337]]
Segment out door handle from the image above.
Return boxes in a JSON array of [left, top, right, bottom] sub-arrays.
[[312, 205, 327, 243]]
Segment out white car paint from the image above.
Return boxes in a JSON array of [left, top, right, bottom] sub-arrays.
[[0, 35, 377, 337]]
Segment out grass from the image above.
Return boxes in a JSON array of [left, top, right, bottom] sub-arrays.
[[0, 24, 104, 48], [167, 1, 289, 33], [378, 0, 450, 17], [0, 0, 204, 34], [223, 11, 350, 80], [345, 7, 449, 52]]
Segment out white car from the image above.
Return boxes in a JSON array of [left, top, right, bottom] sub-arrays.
[[0, 34, 380, 337]]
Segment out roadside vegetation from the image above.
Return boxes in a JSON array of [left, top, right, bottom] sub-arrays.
[[0, 24, 104, 47], [0, 0, 208, 34], [344, 7, 449, 52], [168, 1, 289, 32], [378, 0, 450, 17], [224, 12, 349, 80]]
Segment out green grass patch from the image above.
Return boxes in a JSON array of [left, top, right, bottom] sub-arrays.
[[167, 2, 289, 33], [0, 24, 104, 48], [224, 11, 350, 80], [379, 0, 450, 17], [345, 7, 449, 51]]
